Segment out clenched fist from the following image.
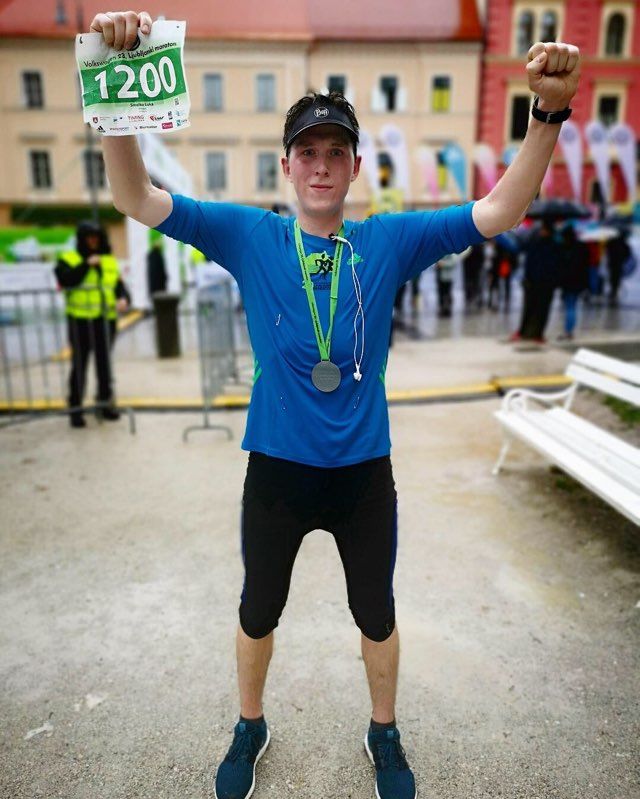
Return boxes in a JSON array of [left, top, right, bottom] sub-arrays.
[[89, 10, 153, 50], [526, 42, 580, 113]]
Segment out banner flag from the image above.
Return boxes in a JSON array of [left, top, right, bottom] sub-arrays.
[[442, 142, 467, 200], [541, 162, 554, 196], [473, 143, 497, 193], [358, 129, 381, 195], [609, 123, 637, 203], [380, 125, 410, 195], [557, 121, 583, 201], [417, 147, 439, 200], [502, 145, 519, 167], [585, 121, 611, 204]]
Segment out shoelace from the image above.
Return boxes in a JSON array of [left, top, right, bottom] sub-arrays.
[[226, 726, 262, 763], [376, 737, 409, 771]]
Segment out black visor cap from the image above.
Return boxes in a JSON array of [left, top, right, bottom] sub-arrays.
[[285, 101, 358, 152]]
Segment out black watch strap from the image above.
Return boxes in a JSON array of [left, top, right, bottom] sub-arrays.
[[531, 96, 572, 124]]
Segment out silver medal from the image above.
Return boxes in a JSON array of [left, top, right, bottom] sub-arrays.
[[311, 360, 341, 392]]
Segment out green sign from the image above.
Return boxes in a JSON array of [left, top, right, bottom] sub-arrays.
[[80, 47, 186, 107]]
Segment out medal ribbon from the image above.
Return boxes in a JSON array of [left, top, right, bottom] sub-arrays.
[[294, 220, 344, 362]]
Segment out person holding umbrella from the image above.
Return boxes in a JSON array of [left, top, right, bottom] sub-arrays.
[[88, 10, 581, 798], [557, 225, 589, 340], [509, 219, 561, 344]]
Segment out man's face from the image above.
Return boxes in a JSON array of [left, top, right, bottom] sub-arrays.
[[281, 125, 361, 220], [85, 234, 101, 253]]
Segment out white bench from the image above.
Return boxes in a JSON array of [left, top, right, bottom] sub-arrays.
[[493, 348, 640, 526]]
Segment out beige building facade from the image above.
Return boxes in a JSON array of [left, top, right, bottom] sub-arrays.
[[0, 24, 482, 255]]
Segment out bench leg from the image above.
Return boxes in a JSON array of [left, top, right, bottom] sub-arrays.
[[492, 437, 511, 476]]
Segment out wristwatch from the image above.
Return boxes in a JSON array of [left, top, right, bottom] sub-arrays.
[[531, 96, 572, 124]]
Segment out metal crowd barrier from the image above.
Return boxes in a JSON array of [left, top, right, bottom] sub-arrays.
[[183, 277, 239, 442], [180, 279, 253, 389], [0, 286, 135, 433]]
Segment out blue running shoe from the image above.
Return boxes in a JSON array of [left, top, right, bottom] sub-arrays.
[[215, 719, 270, 799], [364, 726, 417, 799]]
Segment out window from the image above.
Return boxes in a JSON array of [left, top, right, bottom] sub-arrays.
[[256, 74, 276, 112], [206, 152, 226, 191], [517, 11, 534, 54], [380, 76, 398, 112], [510, 95, 530, 140], [605, 13, 626, 56], [84, 150, 106, 190], [328, 75, 346, 95], [257, 152, 277, 191], [22, 71, 44, 108], [203, 73, 223, 111], [540, 10, 557, 41], [598, 95, 619, 127], [432, 76, 451, 113], [29, 151, 52, 188]]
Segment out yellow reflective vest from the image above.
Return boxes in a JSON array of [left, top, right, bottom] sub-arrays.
[[60, 251, 120, 320]]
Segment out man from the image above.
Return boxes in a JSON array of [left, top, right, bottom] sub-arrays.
[[89, 11, 580, 798], [55, 220, 130, 427]]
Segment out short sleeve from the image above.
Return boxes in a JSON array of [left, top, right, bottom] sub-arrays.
[[374, 201, 486, 285], [154, 194, 269, 281]]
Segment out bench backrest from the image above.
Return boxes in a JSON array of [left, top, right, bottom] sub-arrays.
[[566, 348, 640, 407]]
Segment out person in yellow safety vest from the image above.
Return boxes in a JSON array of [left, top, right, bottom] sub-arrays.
[[54, 220, 130, 428]]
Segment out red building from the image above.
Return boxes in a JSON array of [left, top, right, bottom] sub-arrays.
[[477, 0, 639, 204]]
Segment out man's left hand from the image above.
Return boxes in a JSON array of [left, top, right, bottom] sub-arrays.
[[116, 298, 129, 314], [527, 41, 580, 112]]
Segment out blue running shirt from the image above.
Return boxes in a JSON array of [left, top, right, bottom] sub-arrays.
[[156, 196, 485, 467]]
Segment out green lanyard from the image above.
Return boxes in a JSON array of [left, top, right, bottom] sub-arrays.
[[294, 220, 344, 363]]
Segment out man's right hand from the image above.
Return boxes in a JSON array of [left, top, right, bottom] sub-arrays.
[[89, 10, 153, 51], [89, 9, 174, 229]]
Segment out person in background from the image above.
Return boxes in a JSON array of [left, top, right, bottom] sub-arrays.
[[605, 230, 631, 308], [54, 221, 130, 427], [146, 239, 167, 300], [509, 219, 560, 344], [487, 234, 518, 312], [393, 276, 421, 319], [462, 242, 484, 309], [436, 252, 456, 317], [584, 239, 604, 303], [557, 225, 589, 340]]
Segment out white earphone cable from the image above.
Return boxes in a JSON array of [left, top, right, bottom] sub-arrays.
[[330, 233, 364, 382]]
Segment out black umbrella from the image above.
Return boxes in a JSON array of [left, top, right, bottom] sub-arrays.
[[604, 212, 633, 231], [526, 199, 592, 221]]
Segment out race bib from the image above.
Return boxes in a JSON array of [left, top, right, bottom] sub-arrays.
[[76, 20, 190, 136]]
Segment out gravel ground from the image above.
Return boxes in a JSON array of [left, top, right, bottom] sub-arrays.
[[0, 401, 638, 799]]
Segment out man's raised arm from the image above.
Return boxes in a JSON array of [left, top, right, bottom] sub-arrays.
[[473, 41, 581, 239], [90, 11, 173, 228]]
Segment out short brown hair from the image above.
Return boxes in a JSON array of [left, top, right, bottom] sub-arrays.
[[283, 92, 360, 156]]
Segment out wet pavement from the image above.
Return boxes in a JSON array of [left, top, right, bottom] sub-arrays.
[[1, 254, 639, 799]]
